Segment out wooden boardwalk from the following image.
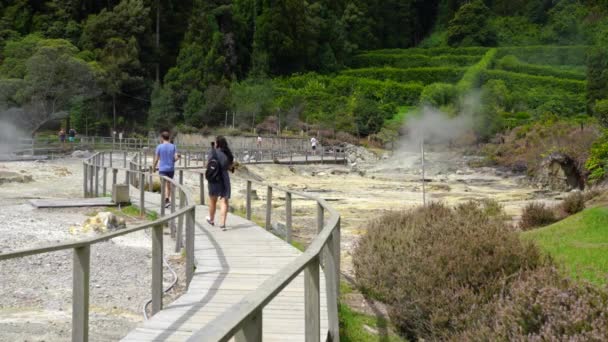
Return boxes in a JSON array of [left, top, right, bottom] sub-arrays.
[[121, 203, 328, 341]]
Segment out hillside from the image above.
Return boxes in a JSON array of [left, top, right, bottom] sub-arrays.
[[0, 0, 607, 139]]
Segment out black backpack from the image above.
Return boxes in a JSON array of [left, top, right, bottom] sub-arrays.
[[206, 151, 222, 183]]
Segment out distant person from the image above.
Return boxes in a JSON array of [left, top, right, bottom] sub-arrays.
[[68, 128, 76, 143], [206, 136, 234, 231], [257, 135, 262, 148], [58, 129, 66, 144], [311, 136, 318, 155], [153, 130, 180, 208]]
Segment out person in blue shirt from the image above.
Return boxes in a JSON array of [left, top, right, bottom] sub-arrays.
[[153, 130, 180, 207]]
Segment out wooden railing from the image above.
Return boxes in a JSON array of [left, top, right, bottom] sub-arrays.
[[186, 177, 341, 341], [128, 148, 342, 341], [0, 152, 197, 342]]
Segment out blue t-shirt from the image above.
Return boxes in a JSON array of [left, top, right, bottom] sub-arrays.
[[156, 143, 177, 172]]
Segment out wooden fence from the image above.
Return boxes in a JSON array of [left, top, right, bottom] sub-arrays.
[[0, 152, 197, 342]]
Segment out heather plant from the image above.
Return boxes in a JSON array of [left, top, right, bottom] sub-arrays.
[[455, 267, 608, 340], [353, 201, 542, 340], [519, 202, 557, 230], [561, 192, 586, 215]]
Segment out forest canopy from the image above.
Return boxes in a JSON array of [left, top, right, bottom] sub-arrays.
[[0, 0, 607, 137]]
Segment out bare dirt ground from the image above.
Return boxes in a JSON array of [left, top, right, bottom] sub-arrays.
[[0, 158, 184, 341], [233, 149, 567, 277]]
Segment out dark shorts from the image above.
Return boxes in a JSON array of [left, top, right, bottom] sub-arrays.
[[159, 171, 175, 179], [312, 145, 316, 150]]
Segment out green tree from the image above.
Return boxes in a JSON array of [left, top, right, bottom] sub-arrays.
[[148, 83, 178, 130], [231, 79, 275, 132], [447, 0, 496, 47], [8, 40, 98, 134], [98, 37, 144, 132]]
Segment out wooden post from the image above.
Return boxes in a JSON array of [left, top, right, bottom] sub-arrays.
[[265, 186, 272, 230], [89, 165, 94, 196], [139, 173, 145, 217], [321, 146, 324, 163], [149, 167, 154, 192], [170, 184, 176, 238], [317, 203, 324, 233], [72, 245, 90, 342], [235, 310, 263, 342], [199, 173, 205, 205], [109, 151, 113, 167], [123, 151, 127, 168], [93, 165, 99, 197], [83, 162, 88, 198], [305, 257, 320, 342], [176, 190, 185, 252], [246, 181, 252, 220], [112, 169, 117, 187], [285, 192, 292, 243], [306, 149, 309, 164], [151, 224, 163, 315], [160, 177, 166, 217], [325, 230, 340, 342], [186, 207, 195, 286], [102, 167, 107, 196], [179, 170, 183, 186], [125, 170, 130, 186]]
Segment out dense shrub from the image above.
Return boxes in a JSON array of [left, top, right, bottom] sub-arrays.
[[496, 55, 587, 80], [484, 119, 600, 176], [354, 202, 541, 340], [350, 53, 480, 69], [481, 69, 586, 94], [561, 192, 586, 215], [496, 45, 589, 65], [342, 67, 466, 85], [586, 130, 608, 183], [519, 202, 557, 230], [455, 267, 608, 341], [419, 83, 457, 107]]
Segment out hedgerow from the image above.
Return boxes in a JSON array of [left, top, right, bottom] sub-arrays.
[[329, 76, 423, 105], [481, 69, 586, 94], [496, 55, 586, 80], [351, 53, 480, 68], [368, 46, 489, 56], [341, 67, 466, 85], [456, 48, 497, 94], [496, 45, 589, 65]]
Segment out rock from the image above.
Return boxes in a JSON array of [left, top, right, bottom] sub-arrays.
[[0, 171, 33, 185], [381, 153, 389, 160], [535, 152, 584, 192], [71, 150, 92, 158], [271, 222, 287, 237], [330, 169, 350, 175], [71, 212, 126, 234]]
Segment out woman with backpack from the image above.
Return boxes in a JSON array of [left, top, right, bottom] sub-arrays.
[[206, 136, 234, 230]]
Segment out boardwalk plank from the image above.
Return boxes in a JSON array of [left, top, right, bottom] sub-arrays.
[[121, 201, 330, 341]]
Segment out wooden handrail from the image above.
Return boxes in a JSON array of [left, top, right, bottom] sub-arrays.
[[186, 177, 341, 341]]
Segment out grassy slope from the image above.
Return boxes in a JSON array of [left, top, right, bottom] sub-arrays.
[[522, 207, 608, 285], [339, 282, 406, 342]]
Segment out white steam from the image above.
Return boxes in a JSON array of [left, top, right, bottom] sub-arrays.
[[398, 91, 482, 152], [0, 110, 28, 155]]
